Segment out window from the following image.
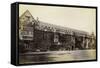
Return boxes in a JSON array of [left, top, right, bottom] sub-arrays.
[[54, 34, 59, 43]]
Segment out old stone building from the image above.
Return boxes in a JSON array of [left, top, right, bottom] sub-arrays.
[[19, 10, 96, 52]]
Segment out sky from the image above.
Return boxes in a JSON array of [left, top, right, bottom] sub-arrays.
[[19, 4, 96, 35]]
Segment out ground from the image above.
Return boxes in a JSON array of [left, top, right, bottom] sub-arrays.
[[19, 49, 96, 64]]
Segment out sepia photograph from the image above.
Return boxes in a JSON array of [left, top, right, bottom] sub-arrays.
[[18, 3, 97, 64]]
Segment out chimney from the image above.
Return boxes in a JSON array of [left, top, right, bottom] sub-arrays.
[[37, 17, 39, 22]]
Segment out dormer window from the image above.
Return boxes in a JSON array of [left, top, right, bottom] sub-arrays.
[[25, 15, 30, 20]]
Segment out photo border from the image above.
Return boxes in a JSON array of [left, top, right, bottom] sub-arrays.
[[13, 2, 98, 66]]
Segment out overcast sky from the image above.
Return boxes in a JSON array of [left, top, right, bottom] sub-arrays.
[[19, 4, 96, 35]]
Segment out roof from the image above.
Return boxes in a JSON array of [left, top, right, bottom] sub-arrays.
[[35, 20, 89, 36]]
